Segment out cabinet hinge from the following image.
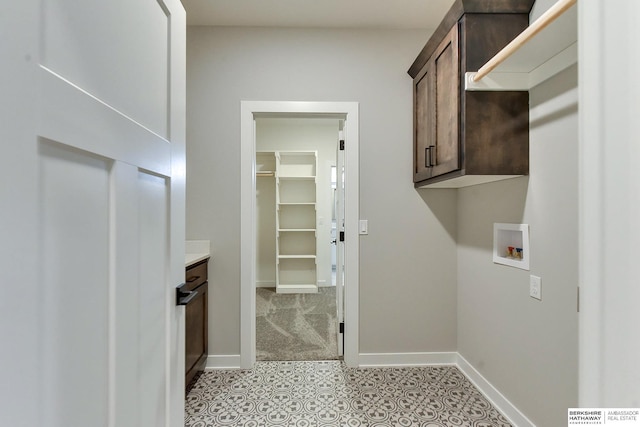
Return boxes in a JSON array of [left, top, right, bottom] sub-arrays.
[[339, 231, 345, 242], [339, 322, 344, 334], [339, 140, 345, 150]]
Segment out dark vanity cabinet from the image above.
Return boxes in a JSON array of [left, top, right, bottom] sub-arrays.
[[409, 0, 534, 188], [185, 258, 208, 393]]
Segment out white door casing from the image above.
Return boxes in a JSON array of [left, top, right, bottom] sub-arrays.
[[578, 0, 640, 407], [0, 1, 186, 426], [240, 101, 359, 368], [336, 125, 346, 357]]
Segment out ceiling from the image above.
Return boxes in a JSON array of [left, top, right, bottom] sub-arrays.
[[181, 0, 456, 30]]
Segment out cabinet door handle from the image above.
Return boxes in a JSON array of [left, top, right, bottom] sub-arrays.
[[176, 283, 199, 305], [429, 145, 435, 167], [425, 147, 431, 168]]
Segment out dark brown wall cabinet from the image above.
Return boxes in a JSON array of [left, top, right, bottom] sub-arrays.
[[185, 259, 209, 393], [408, 0, 534, 188]]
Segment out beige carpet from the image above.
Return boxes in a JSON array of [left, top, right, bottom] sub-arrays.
[[256, 287, 338, 361]]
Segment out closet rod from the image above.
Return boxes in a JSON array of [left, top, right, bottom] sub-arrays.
[[473, 0, 577, 82]]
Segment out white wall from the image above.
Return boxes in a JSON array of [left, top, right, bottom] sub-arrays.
[[457, 65, 579, 426], [256, 118, 339, 287], [453, 3, 580, 424], [186, 26, 458, 357]]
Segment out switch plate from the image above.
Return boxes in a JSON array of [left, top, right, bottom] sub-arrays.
[[530, 275, 542, 301], [359, 220, 368, 235]]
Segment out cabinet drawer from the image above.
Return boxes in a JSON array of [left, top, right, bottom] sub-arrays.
[[185, 260, 208, 292]]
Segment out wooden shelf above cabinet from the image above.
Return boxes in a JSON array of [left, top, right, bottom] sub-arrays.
[[465, 0, 577, 91]]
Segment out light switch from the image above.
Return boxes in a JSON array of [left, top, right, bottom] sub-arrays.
[[359, 220, 368, 235]]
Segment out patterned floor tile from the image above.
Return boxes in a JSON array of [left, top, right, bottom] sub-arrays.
[[185, 360, 512, 427]]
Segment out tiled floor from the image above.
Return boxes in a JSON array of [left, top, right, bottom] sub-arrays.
[[185, 360, 512, 426]]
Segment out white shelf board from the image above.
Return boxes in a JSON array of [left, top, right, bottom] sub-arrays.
[[278, 151, 317, 156], [466, 3, 577, 91], [278, 175, 316, 180], [278, 202, 316, 206], [278, 255, 316, 259]]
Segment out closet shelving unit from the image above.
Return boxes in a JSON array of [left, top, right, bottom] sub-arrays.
[[465, 0, 577, 92], [275, 151, 318, 294]]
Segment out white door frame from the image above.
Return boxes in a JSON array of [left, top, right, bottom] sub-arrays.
[[335, 125, 346, 357], [240, 101, 359, 368], [578, 1, 640, 406]]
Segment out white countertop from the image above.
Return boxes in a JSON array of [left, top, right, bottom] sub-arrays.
[[185, 252, 210, 267], [185, 240, 211, 267]]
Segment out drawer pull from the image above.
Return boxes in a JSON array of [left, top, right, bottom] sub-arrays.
[[176, 283, 199, 306], [186, 275, 201, 283]]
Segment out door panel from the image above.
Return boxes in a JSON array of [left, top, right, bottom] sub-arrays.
[[1, 1, 186, 426], [39, 141, 111, 426], [42, 0, 169, 137]]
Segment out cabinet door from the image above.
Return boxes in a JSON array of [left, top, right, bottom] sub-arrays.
[[431, 24, 460, 178], [414, 59, 435, 182], [185, 282, 208, 390], [413, 24, 460, 183]]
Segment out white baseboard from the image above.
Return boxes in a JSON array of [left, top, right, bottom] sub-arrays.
[[358, 352, 534, 427], [258, 281, 335, 288], [359, 352, 458, 367], [454, 354, 535, 427], [206, 354, 242, 370], [256, 281, 275, 288], [317, 282, 335, 288]]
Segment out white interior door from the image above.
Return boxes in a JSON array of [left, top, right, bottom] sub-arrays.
[[336, 125, 346, 357], [0, 2, 186, 427]]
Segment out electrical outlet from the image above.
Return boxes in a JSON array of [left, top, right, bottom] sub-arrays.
[[530, 275, 542, 301]]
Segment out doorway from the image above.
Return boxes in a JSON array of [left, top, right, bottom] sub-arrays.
[[254, 118, 340, 361], [240, 101, 359, 368]]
